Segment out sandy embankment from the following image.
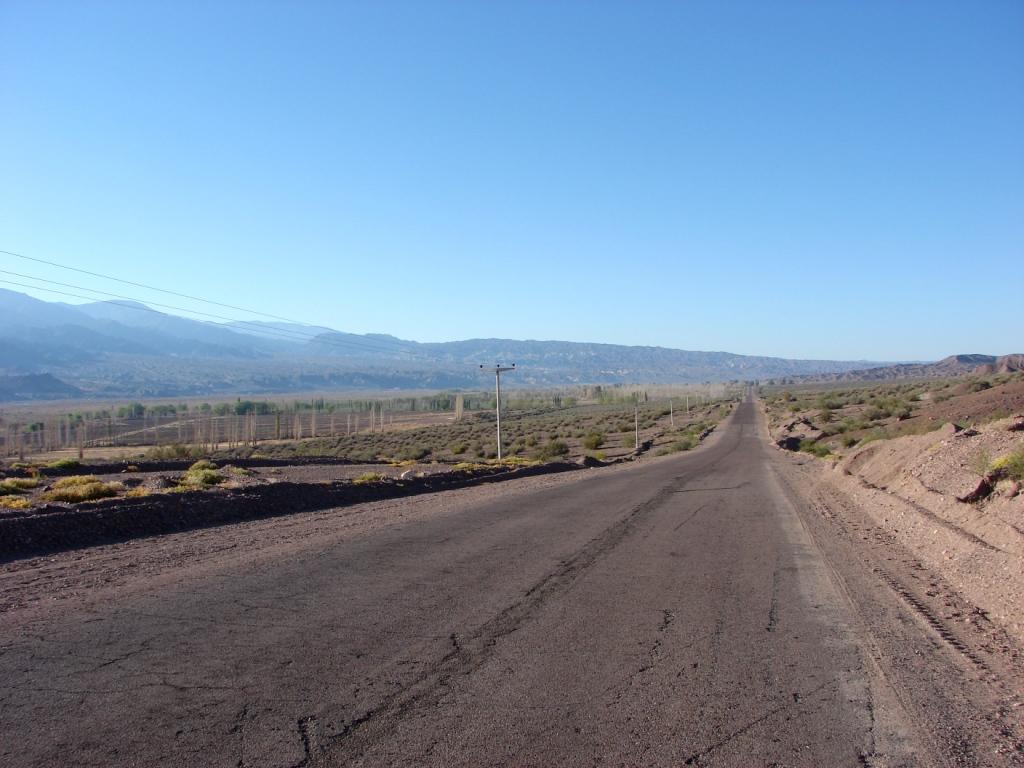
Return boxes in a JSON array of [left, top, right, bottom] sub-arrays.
[[790, 416, 1024, 640]]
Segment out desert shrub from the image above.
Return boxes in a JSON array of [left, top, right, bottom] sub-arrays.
[[623, 433, 637, 449], [223, 465, 254, 476], [45, 480, 124, 503], [396, 445, 430, 462], [451, 442, 468, 455], [125, 487, 151, 498], [52, 475, 102, 488], [859, 428, 889, 446], [46, 458, 81, 470], [0, 496, 32, 509], [524, 435, 538, 447], [0, 477, 41, 494], [798, 439, 832, 458], [967, 450, 992, 478], [536, 440, 570, 461], [353, 472, 386, 485], [840, 435, 859, 448], [990, 448, 1024, 482], [145, 444, 204, 460], [189, 459, 218, 471], [582, 433, 605, 450], [181, 468, 225, 487], [668, 436, 696, 453]]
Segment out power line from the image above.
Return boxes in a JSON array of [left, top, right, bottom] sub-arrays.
[[0, 248, 306, 325], [0, 267, 355, 347], [0, 276, 411, 356], [0, 249, 413, 356]]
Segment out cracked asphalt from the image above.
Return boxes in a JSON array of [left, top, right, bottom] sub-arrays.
[[1, 396, 1018, 766]]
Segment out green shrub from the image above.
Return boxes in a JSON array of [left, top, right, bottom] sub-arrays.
[[536, 440, 569, 461], [353, 472, 386, 485], [0, 496, 32, 509], [180, 468, 225, 487], [582, 433, 605, 450], [798, 439, 831, 458], [451, 442, 468, 455], [189, 459, 218, 471], [859, 428, 889, 446], [840, 435, 859, 448], [46, 458, 82, 470], [989, 448, 1024, 482]]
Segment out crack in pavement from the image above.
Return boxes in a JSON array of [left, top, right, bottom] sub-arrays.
[[292, 473, 697, 765], [682, 679, 836, 766]]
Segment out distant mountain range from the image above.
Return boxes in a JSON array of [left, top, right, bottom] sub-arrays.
[[0, 287, 949, 401], [782, 354, 1024, 383]]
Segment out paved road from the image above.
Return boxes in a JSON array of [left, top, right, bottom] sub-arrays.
[[0, 397, 1013, 766]]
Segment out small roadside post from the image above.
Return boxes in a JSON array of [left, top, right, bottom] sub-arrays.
[[481, 363, 516, 461], [634, 405, 639, 452]]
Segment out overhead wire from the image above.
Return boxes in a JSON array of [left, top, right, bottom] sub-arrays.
[[0, 280, 415, 358], [0, 250, 414, 356], [0, 268, 372, 349]]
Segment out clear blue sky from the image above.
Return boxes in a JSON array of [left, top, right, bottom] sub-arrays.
[[2, 1, 1021, 361]]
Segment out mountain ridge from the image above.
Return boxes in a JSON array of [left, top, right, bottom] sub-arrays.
[[0, 287, 978, 400]]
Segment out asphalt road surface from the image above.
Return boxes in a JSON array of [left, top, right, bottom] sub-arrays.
[[1, 396, 1020, 766]]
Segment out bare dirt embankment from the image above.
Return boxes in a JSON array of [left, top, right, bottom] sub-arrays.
[[775, 409, 1024, 641]]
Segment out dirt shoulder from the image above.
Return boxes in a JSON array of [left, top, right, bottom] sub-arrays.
[[772, 404, 1024, 644]]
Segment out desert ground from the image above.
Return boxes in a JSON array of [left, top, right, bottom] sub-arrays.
[[0, 378, 1022, 766]]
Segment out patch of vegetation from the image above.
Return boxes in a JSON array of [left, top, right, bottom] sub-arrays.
[[989, 448, 1024, 482], [189, 459, 218, 471], [967, 450, 992, 478], [582, 433, 605, 450], [180, 468, 225, 487], [353, 472, 386, 485], [0, 496, 31, 510], [395, 445, 431, 462], [45, 478, 124, 503], [46, 458, 82, 470], [0, 477, 41, 495], [52, 475, 102, 488], [145, 444, 206, 460], [536, 440, 570, 461], [798, 439, 832, 459]]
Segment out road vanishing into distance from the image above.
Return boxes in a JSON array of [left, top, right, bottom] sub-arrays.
[[2, 395, 1021, 766]]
